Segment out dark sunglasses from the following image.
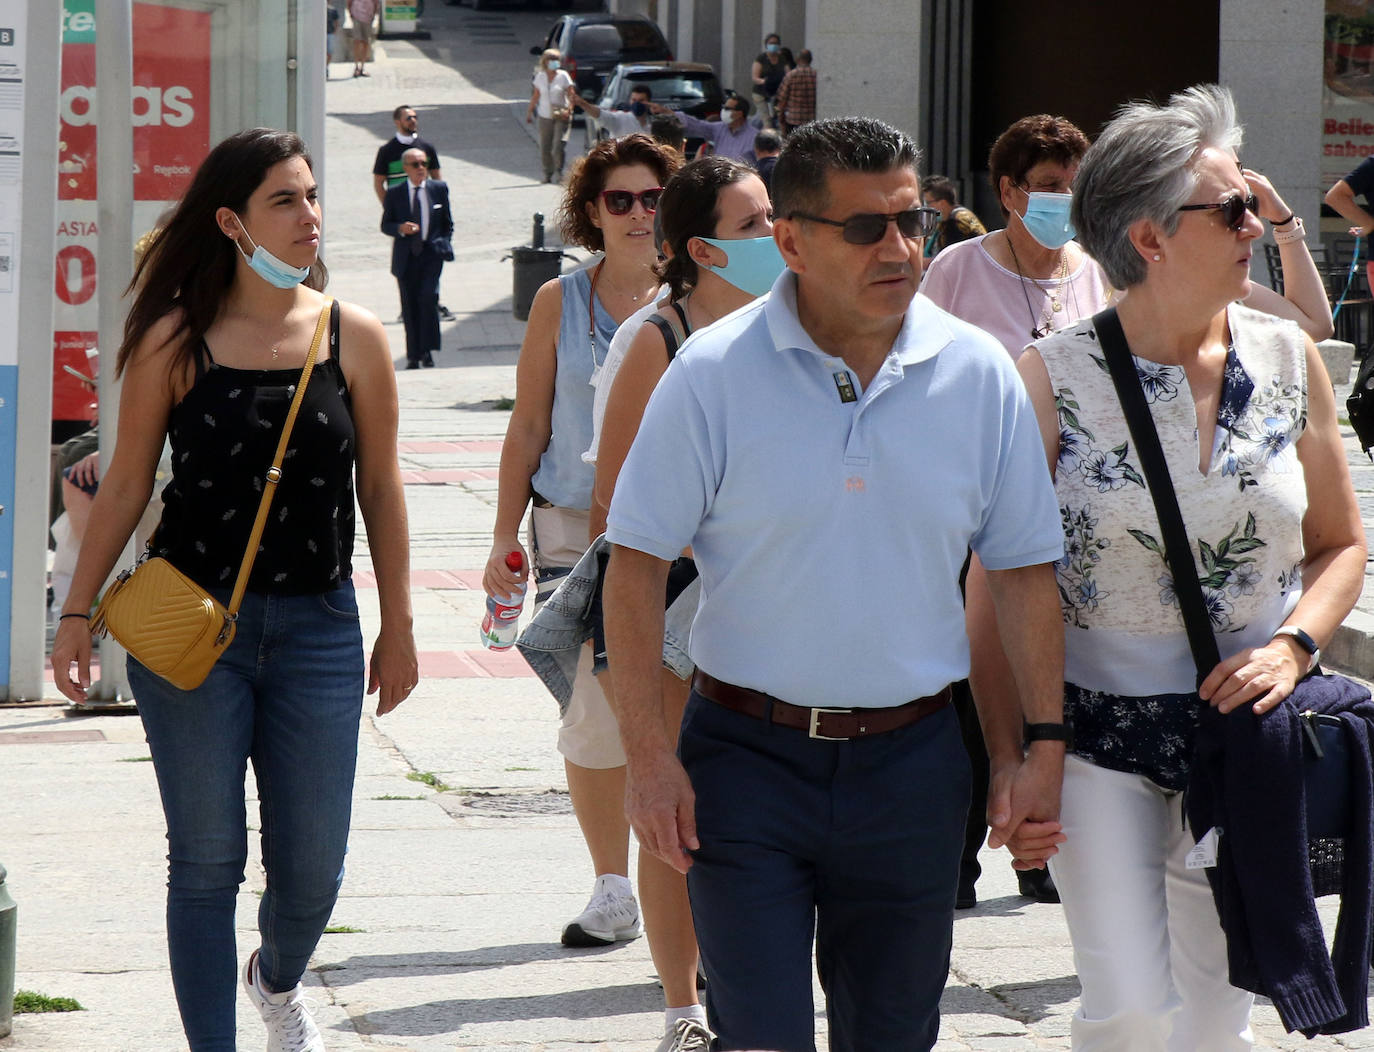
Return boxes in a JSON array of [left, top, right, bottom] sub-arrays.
[[404, 160, 428, 169], [789, 207, 941, 245], [1177, 191, 1259, 232], [600, 187, 664, 215]]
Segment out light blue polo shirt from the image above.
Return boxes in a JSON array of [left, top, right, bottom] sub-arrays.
[[606, 270, 1064, 708]]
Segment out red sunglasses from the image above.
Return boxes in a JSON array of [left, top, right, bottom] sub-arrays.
[[600, 187, 664, 215]]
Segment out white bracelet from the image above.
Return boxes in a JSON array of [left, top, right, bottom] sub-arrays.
[[1272, 216, 1306, 244]]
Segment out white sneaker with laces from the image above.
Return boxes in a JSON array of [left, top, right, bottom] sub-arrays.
[[655, 1017, 713, 1052], [241, 950, 326, 1052], [560, 874, 642, 947]]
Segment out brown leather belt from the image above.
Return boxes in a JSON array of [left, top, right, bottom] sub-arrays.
[[691, 670, 951, 741]]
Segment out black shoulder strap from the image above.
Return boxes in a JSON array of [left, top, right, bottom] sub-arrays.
[[646, 313, 683, 361], [329, 299, 341, 361], [670, 299, 692, 337], [1093, 307, 1221, 683]]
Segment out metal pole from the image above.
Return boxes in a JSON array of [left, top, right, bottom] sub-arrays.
[[92, 0, 134, 701], [7, 1, 63, 700]]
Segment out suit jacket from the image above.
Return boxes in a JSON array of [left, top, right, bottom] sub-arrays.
[[381, 178, 454, 278]]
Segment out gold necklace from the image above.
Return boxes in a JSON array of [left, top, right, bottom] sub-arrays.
[[1007, 237, 1071, 340]]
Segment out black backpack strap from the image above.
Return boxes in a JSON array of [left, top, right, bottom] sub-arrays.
[[1093, 307, 1221, 683]]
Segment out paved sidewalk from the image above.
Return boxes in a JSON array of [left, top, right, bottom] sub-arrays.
[[4, 4, 1374, 1049]]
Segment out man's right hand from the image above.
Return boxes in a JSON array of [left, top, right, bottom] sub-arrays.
[[625, 750, 699, 874]]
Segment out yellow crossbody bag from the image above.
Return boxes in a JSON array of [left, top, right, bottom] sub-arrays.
[[90, 300, 332, 690]]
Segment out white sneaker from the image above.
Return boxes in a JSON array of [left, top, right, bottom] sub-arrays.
[[560, 874, 642, 947], [241, 950, 326, 1052], [655, 1018, 713, 1052]]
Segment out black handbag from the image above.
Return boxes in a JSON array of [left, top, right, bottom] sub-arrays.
[[1346, 350, 1374, 460], [1093, 307, 1358, 894]]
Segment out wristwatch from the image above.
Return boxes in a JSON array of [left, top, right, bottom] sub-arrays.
[[1272, 625, 1320, 674], [1023, 722, 1073, 749]]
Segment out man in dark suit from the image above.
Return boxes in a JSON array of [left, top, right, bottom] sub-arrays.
[[381, 147, 453, 369]]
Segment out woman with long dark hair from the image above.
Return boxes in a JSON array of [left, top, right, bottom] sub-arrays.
[[51, 127, 417, 1052]]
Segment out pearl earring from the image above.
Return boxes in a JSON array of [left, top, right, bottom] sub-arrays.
[[1152, 254, 1161, 261]]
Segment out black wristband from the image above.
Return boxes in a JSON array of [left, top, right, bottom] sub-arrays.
[[1024, 722, 1073, 749], [1271, 211, 1296, 227], [59, 612, 90, 621]]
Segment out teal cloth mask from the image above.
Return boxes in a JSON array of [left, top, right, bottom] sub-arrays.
[[1019, 191, 1076, 250], [232, 214, 311, 289], [698, 235, 785, 298]]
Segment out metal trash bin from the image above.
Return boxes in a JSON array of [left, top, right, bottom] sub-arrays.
[[508, 213, 570, 322]]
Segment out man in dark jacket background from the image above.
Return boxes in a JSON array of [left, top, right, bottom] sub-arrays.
[[381, 147, 453, 369]]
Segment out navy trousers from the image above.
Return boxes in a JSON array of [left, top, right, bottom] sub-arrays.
[[396, 246, 443, 363], [679, 687, 970, 1052]]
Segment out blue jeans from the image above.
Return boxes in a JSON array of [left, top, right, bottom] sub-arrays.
[[129, 582, 365, 1052], [679, 688, 969, 1051]]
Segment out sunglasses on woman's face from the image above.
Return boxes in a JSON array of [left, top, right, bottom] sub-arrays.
[[789, 206, 942, 245], [1177, 191, 1259, 232], [600, 187, 664, 215]]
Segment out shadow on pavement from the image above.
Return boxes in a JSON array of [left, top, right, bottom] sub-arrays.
[[336, 982, 662, 1034]]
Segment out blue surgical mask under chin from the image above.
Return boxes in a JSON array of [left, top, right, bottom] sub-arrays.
[[698, 235, 785, 298], [1019, 191, 1076, 250], [232, 216, 311, 289]]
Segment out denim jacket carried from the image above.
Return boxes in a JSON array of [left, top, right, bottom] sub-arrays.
[[516, 534, 698, 714]]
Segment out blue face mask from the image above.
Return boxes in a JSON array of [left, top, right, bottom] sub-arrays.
[[1018, 191, 1076, 250], [232, 214, 311, 289], [630, 100, 649, 118], [548, 59, 560, 70], [766, 42, 780, 54], [698, 235, 785, 298]]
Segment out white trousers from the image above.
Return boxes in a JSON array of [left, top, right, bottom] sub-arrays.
[[1049, 755, 1254, 1051]]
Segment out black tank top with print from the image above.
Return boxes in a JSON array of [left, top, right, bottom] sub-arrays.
[[150, 303, 356, 595]]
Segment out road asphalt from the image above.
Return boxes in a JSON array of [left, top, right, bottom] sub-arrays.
[[4, 3, 1374, 1049]]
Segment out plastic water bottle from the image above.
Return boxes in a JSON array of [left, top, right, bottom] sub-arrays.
[[480, 551, 526, 650]]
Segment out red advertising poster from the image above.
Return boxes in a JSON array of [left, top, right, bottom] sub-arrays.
[[53, 2, 212, 431], [1323, 3, 1374, 187]]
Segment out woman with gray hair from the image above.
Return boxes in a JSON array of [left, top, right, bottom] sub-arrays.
[[968, 84, 1365, 1047]]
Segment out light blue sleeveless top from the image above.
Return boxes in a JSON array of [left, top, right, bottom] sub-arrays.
[[530, 266, 618, 510]]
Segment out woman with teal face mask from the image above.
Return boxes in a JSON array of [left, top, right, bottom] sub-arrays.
[[582, 157, 780, 1052]]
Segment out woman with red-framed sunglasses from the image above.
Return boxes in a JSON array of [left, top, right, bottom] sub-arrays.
[[484, 133, 681, 954]]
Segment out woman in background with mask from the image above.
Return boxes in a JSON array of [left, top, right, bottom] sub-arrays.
[[50, 127, 417, 1051], [527, 48, 575, 183], [921, 115, 1106, 361], [920, 114, 1103, 911]]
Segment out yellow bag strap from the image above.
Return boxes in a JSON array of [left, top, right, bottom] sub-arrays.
[[226, 298, 333, 616]]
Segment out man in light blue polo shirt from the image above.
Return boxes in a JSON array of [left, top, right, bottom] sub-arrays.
[[604, 117, 1066, 1051]]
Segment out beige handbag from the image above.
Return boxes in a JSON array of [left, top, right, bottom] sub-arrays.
[[91, 300, 332, 691]]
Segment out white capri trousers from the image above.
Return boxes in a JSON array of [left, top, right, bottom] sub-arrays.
[[1048, 754, 1254, 1051], [529, 505, 626, 770]]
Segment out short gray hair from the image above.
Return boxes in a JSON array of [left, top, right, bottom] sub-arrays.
[[1073, 84, 1243, 290]]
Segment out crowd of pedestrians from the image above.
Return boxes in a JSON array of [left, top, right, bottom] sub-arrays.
[[41, 20, 1374, 1049]]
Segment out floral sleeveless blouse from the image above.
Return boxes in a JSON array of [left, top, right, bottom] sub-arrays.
[[1035, 303, 1308, 788]]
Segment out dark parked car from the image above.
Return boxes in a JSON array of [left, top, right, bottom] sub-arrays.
[[530, 14, 673, 107], [588, 61, 723, 151]]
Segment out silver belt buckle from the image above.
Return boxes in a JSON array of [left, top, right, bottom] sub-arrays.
[[808, 706, 853, 740]]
